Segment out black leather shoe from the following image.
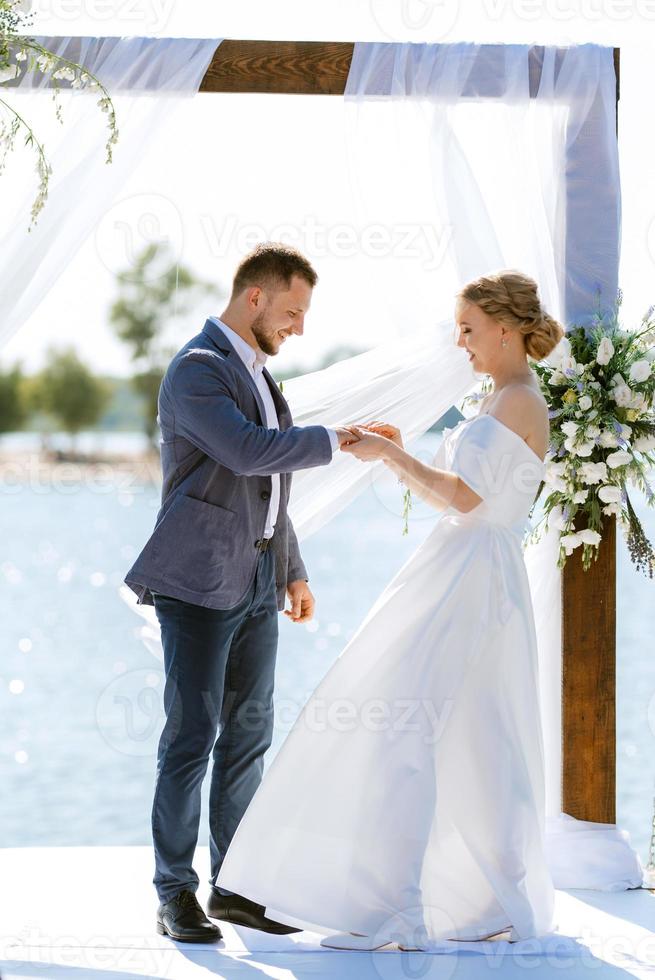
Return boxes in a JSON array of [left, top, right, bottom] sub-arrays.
[[207, 887, 301, 935], [156, 888, 223, 943]]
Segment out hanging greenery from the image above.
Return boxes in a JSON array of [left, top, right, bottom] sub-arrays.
[[0, 0, 118, 228]]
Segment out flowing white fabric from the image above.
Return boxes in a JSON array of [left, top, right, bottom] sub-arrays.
[[0, 35, 220, 348], [217, 415, 556, 942]]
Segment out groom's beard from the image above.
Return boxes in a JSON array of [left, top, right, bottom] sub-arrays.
[[251, 311, 281, 356]]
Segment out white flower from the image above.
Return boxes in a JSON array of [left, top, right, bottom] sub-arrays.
[[606, 449, 632, 469], [619, 423, 632, 441], [629, 391, 647, 411], [579, 394, 593, 411], [645, 347, 655, 363], [549, 371, 567, 385], [629, 359, 651, 383], [580, 461, 608, 485], [602, 502, 622, 517], [598, 484, 622, 504], [612, 373, 625, 386], [586, 424, 600, 439], [564, 437, 594, 457], [578, 528, 602, 546], [561, 532, 583, 555], [612, 383, 633, 408], [598, 428, 619, 448], [549, 336, 571, 368], [633, 433, 655, 452], [545, 460, 567, 480], [573, 489, 589, 504], [561, 355, 583, 376], [52, 66, 77, 82], [15, 49, 28, 62], [589, 381, 602, 390], [596, 337, 615, 365], [0, 64, 20, 83], [561, 421, 578, 437]]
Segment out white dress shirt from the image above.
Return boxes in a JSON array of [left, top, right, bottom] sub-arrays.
[[210, 317, 340, 539]]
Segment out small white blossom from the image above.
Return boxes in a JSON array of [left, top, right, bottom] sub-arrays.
[[561, 355, 583, 376], [612, 383, 633, 408], [578, 528, 602, 546], [606, 449, 632, 469], [573, 489, 589, 504], [580, 461, 608, 485], [52, 66, 77, 82], [633, 433, 655, 452], [564, 437, 594, 457], [549, 336, 571, 369], [561, 421, 578, 437], [598, 484, 622, 504], [579, 394, 593, 411], [598, 429, 619, 448], [561, 532, 583, 555], [629, 359, 651, 383], [602, 502, 622, 517], [596, 337, 615, 365]]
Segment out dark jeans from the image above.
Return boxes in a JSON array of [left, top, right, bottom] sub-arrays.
[[151, 546, 278, 903]]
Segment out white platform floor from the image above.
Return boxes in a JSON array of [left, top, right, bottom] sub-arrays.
[[1, 846, 653, 980]]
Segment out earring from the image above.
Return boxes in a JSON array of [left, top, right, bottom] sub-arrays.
[[501, 337, 508, 348]]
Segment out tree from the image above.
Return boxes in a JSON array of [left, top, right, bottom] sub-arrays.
[[30, 348, 110, 453], [0, 362, 27, 435], [109, 242, 220, 447]]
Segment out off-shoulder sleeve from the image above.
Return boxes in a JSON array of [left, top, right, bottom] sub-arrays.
[[447, 418, 495, 500]]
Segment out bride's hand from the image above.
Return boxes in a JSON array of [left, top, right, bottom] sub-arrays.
[[359, 420, 404, 449], [340, 425, 395, 462]]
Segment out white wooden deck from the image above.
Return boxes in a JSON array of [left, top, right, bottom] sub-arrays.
[[1, 846, 653, 979]]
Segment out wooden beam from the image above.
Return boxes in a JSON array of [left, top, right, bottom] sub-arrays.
[[200, 40, 354, 95], [198, 41, 621, 102]]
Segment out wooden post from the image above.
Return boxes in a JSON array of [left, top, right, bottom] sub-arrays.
[[561, 514, 617, 822], [561, 50, 620, 825]]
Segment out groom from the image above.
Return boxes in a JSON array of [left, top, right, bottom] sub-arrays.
[[125, 243, 356, 943]]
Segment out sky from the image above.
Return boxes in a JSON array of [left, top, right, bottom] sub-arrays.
[[2, 0, 654, 376]]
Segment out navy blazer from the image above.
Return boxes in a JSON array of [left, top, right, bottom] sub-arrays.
[[124, 318, 333, 610]]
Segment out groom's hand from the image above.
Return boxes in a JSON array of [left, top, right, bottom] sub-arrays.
[[335, 426, 361, 448], [285, 579, 315, 624]]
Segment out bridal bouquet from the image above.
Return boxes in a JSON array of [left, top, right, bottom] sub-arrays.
[[529, 295, 655, 575], [0, 0, 118, 226]]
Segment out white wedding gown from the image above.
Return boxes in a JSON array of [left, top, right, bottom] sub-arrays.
[[216, 412, 557, 944]]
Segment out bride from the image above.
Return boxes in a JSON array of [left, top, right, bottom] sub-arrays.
[[214, 269, 565, 950]]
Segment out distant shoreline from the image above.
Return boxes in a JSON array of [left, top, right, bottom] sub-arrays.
[[0, 449, 161, 488]]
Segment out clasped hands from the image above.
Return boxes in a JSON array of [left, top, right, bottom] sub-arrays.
[[335, 420, 404, 462]]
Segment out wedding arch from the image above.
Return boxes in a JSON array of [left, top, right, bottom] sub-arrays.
[[2, 37, 625, 836]]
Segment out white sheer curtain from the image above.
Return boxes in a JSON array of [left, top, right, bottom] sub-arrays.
[[0, 35, 220, 348], [280, 41, 640, 888]]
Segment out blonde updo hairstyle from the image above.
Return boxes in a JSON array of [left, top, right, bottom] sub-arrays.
[[456, 270, 564, 361]]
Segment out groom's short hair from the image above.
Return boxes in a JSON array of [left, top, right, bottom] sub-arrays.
[[231, 242, 318, 298]]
